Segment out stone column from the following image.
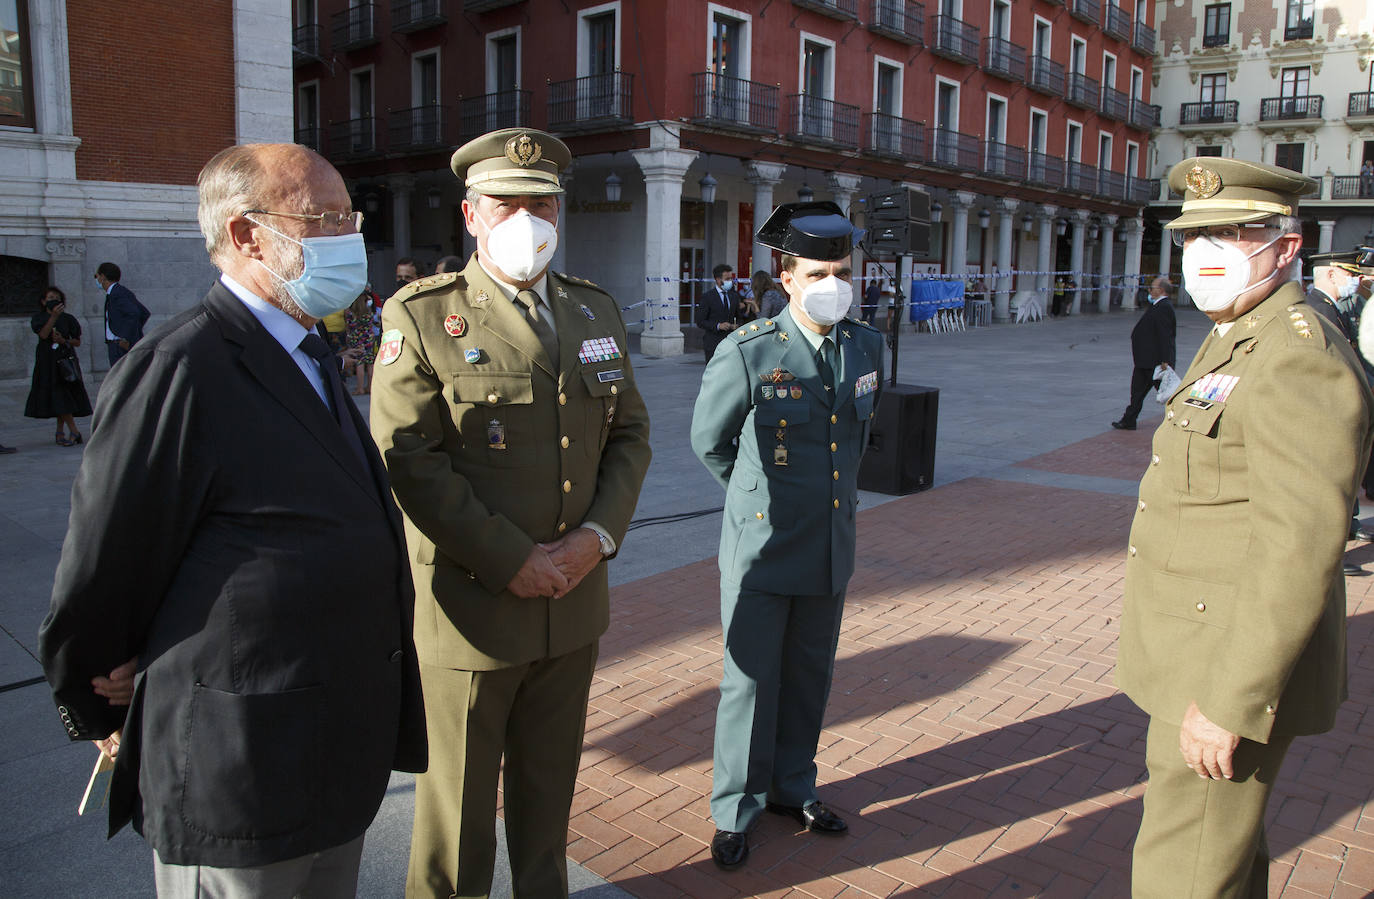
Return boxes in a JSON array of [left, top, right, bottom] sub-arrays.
[[1035, 204, 1058, 299], [1319, 219, 1337, 253], [1097, 214, 1118, 313], [632, 128, 698, 358], [551, 166, 574, 275], [746, 161, 787, 276], [390, 173, 416, 262], [1069, 209, 1090, 314], [994, 198, 1018, 322], [1121, 216, 1144, 310], [827, 172, 864, 315], [947, 191, 977, 277], [1158, 226, 1173, 283]]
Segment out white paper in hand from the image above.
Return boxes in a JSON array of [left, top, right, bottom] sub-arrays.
[[79, 751, 114, 816]]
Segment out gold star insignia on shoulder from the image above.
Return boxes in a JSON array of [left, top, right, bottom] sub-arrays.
[[1289, 312, 1304, 320], [779, 331, 789, 341], [737, 329, 747, 336], [1298, 329, 1313, 338], [556, 286, 569, 299], [842, 329, 852, 339], [764, 320, 774, 326], [749, 323, 760, 331]]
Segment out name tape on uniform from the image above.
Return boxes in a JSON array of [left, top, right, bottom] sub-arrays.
[[578, 337, 622, 365]]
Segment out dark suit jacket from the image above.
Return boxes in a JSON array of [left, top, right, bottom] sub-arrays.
[[1130, 297, 1177, 370], [39, 281, 426, 867], [697, 284, 742, 355], [105, 282, 150, 343]]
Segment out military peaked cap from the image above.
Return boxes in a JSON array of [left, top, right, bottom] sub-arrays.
[[1164, 157, 1317, 230]]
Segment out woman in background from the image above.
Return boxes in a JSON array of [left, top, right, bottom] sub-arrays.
[[753, 271, 788, 319], [25, 286, 92, 446]]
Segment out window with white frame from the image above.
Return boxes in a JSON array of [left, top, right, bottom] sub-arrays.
[[933, 78, 960, 164], [349, 67, 374, 152], [410, 50, 440, 144], [986, 94, 1011, 175], [798, 33, 835, 139], [1070, 36, 1086, 75], [577, 3, 621, 119], [873, 58, 903, 152], [707, 5, 752, 123], [297, 81, 320, 149]]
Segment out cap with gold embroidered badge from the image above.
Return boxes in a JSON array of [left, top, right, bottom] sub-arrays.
[[1164, 157, 1318, 231], [450, 128, 571, 196], [1308, 246, 1374, 276]]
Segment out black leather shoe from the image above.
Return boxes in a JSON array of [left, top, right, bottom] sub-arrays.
[[1353, 528, 1374, 542], [1344, 563, 1367, 577], [1111, 420, 1136, 431], [710, 830, 748, 869], [766, 801, 848, 834]]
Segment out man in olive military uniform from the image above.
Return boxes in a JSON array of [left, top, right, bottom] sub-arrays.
[[690, 202, 884, 870], [369, 128, 652, 898], [1118, 157, 1374, 898]]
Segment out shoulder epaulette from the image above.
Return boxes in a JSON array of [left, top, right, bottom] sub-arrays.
[[729, 319, 778, 343], [552, 271, 612, 298], [395, 271, 460, 302], [842, 316, 880, 333], [1279, 304, 1329, 346]]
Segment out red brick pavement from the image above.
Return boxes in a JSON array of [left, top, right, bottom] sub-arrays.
[[559, 428, 1374, 898]]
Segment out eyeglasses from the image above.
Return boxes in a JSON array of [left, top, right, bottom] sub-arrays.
[[243, 209, 364, 234], [1170, 223, 1272, 247]]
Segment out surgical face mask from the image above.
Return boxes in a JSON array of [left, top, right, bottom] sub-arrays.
[[798, 274, 852, 326], [251, 220, 368, 319], [477, 208, 558, 282], [1181, 232, 1284, 312], [1338, 276, 1360, 300]]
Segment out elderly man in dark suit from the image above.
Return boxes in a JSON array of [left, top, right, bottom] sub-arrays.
[[698, 262, 743, 363], [94, 261, 150, 367], [39, 143, 426, 896], [1112, 276, 1177, 430]]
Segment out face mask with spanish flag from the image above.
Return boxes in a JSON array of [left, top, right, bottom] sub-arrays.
[[1182, 232, 1284, 312]]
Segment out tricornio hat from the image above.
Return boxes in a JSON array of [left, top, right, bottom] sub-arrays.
[[450, 128, 571, 196], [756, 201, 864, 261], [1164, 157, 1317, 230], [1309, 246, 1374, 275]]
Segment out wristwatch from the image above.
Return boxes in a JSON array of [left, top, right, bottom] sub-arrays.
[[594, 530, 614, 557]]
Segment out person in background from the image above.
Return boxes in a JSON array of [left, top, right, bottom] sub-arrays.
[[94, 262, 150, 367], [754, 271, 787, 320], [698, 263, 743, 363], [863, 277, 881, 324], [344, 288, 381, 395], [396, 257, 420, 289], [435, 254, 465, 275], [1111, 276, 1176, 431], [25, 286, 92, 446]]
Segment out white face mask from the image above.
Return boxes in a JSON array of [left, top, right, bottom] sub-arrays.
[[1181, 232, 1284, 312], [476, 208, 558, 283], [1338, 276, 1360, 300], [797, 274, 852, 326]]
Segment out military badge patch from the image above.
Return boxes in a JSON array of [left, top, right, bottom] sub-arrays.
[[790, 385, 802, 399], [377, 328, 404, 365], [444, 314, 467, 337], [854, 370, 879, 398], [580, 303, 596, 320], [464, 348, 482, 363], [578, 337, 622, 364], [761, 385, 775, 400], [487, 419, 507, 450]]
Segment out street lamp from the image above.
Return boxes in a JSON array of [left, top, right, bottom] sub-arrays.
[[930, 201, 943, 224], [798, 183, 815, 202], [1055, 218, 1068, 237], [604, 172, 622, 202], [699, 172, 718, 205], [1021, 213, 1034, 233], [978, 208, 991, 229]]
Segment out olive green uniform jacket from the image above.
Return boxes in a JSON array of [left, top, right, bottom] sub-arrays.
[[369, 257, 651, 670], [1118, 282, 1374, 742]]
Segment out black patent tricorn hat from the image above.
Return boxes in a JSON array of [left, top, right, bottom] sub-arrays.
[[756, 201, 864, 261]]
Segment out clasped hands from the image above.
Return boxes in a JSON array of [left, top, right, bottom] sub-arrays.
[[91, 657, 138, 760], [505, 527, 603, 599]]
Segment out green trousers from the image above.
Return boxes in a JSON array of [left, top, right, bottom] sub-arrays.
[[1133, 715, 1294, 898], [406, 643, 598, 899]]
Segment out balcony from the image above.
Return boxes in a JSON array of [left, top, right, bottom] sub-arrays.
[[1202, 30, 1228, 48], [293, 25, 323, 65], [1133, 21, 1155, 54], [1334, 176, 1374, 200], [1100, 86, 1129, 121], [1066, 161, 1098, 194], [868, 0, 924, 46], [691, 73, 779, 135], [983, 37, 1026, 82], [1259, 94, 1323, 127], [1069, 0, 1100, 26], [1103, 4, 1131, 41], [459, 89, 531, 136], [327, 118, 379, 160], [863, 112, 925, 161], [931, 15, 979, 65], [1178, 99, 1238, 128], [1027, 152, 1065, 190], [392, 0, 446, 33], [331, 3, 377, 52], [1028, 56, 1065, 96], [294, 125, 323, 153], [791, 0, 859, 21], [785, 94, 860, 148], [464, 0, 522, 10], [388, 105, 448, 153], [1097, 169, 1125, 199], [548, 72, 633, 132], [983, 141, 1027, 181], [1128, 98, 1161, 130], [926, 127, 980, 171], [1066, 72, 1100, 111], [1125, 175, 1153, 205], [1349, 92, 1374, 120], [1284, 18, 1314, 41]]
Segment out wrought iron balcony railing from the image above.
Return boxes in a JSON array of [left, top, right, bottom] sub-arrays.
[[1128, 98, 1161, 130], [1066, 72, 1100, 110], [1097, 169, 1125, 199], [1284, 19, 1313, 41], [548, 72, 633, 131], [330, 3, 377, 52], [463, 0, 522, 11], [926, 127, 980, 171], [294, 125, 323, 153], [1100, 86, 1129, 121], [392, 0, 446, 33], [1202, 29, 1228, 48], [327, 117, 379, 159], [690, 72, 779, 134], [1066, 161, 1098, 194], [868, 0, 925, 45], [1349, 92, 1374, 117], [983, 141, 1027, 181], [459, 89, 531, 136], [1027, 152, 1065, 190], [1132, 21, 1156, 54], [863, 112, 925, 161], [1103, 3, 1132, 40], [1259, 94, 1323, 121], [792, 0, 859, 21], [1069, 0, 1100, 26], [388, 105, 448, 152], [1029, 56, 1065, 96], [293, 25, 323, 65], [785, 94, 860, 148], [931, 15, 979, 65], [1179, 100, 1238, 125], [982, 37, 1026, 81], [1125, 175, 1153, 205]]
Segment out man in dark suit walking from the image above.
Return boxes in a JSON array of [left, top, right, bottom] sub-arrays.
[[1112, 276, 1177, 430], [39, 142, 426, 896], [94, 261, 150, 367], [698, 262, 742, 363]]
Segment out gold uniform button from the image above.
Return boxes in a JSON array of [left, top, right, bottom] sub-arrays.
[[830, 442, 837, 452], [1138, 500, 1146, 511], [487, 393, 498, 404], [1180, 419, 1189, 427], [830, 414, 838, 424], [833, 498, 840, 509], [560, 436, 570, 449], [1166, 410, 1175, 420], [778, 419, 787, 427], [1151, 454, 1160, 465], [755, 512, 764, 520], [833, 470, 839, 480], [610, 384, 618, 395], [558, 393, 567, 406], [1196, 602, 1206, 612], [562, 480, 572, 493], [557, 522, 567, 533], [1265, 704, 1276, 715], [1129, 545, 1137, 556]]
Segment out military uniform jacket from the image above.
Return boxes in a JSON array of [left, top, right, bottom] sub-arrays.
[[691, 307, 884, 596], [370, 256, 651, 671], [1117, 282, 1374, 743]]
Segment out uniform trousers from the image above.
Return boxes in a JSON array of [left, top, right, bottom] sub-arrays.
[[1120, 366, 1162, 426], [406, 643, 598, 899], [711, 577, 846, 833], [153, 834, 364, 898], [1133, 715, 1293, 899]]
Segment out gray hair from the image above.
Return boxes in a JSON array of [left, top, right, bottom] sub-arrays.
[[1261, 214, 1304, 280], [198, 145, 270, 265]]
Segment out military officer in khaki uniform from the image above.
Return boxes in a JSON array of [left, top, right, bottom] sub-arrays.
[[1118, 157, 1374, 898], [369, 128, 652, 898]]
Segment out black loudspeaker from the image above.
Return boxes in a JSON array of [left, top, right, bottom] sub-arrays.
[[863, 187, 932, 256], [858, 383, 938, 495], [864, 220, 932, 256]]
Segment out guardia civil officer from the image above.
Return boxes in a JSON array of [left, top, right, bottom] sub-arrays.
[[690, 202, 884, 870], [369, 128, 652, 898], [1118, 157, 1374, 897]]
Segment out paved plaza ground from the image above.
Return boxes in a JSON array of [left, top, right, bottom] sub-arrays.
[[2, 302, 1372, 897]]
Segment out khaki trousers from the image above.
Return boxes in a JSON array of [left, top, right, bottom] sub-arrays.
[[153, 834, 364, 898], [1133, 715, 1293, 898], [406, 643, 598, 899]]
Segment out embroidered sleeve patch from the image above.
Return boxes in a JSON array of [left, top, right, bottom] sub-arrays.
[[377, 328, 405, 365]]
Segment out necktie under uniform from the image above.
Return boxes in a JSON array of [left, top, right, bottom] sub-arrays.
[[817, 337, 836, 395], [516, 289, 560, 365], [299, 332, 370, 472]]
